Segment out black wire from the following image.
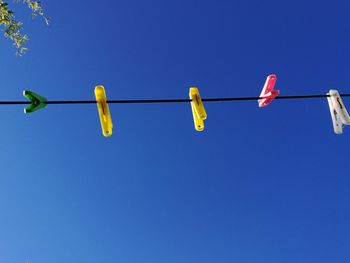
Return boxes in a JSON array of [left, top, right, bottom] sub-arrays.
[[1, 93, 350, 105]]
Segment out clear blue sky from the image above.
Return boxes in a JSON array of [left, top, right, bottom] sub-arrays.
[[0, 0, 349, 262]]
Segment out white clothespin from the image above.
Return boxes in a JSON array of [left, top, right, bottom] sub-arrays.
[[327, 89, 350, 134]]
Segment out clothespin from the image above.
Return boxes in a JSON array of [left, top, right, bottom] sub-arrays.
[[23, 90, 47, 113], [95, 85, 113, 137], [327, 89, 350, 134], [258, 74, 280, 107], [189, 87, 207, 131]]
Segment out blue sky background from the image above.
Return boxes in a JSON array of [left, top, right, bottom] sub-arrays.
[[0, 0, 350, 262]]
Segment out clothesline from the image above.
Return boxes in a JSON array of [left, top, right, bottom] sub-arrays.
[[1, 93, 350, 105], [6, 74, 350, 137]]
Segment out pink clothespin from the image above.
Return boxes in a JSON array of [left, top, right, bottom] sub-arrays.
[[258, 74, 280, 107]]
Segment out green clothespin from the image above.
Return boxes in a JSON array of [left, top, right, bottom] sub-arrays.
[[23, 90, 48, 113]]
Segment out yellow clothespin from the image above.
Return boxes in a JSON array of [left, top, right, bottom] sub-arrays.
[[94, 85, 113, 137], [189, 87, 207, 131]]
